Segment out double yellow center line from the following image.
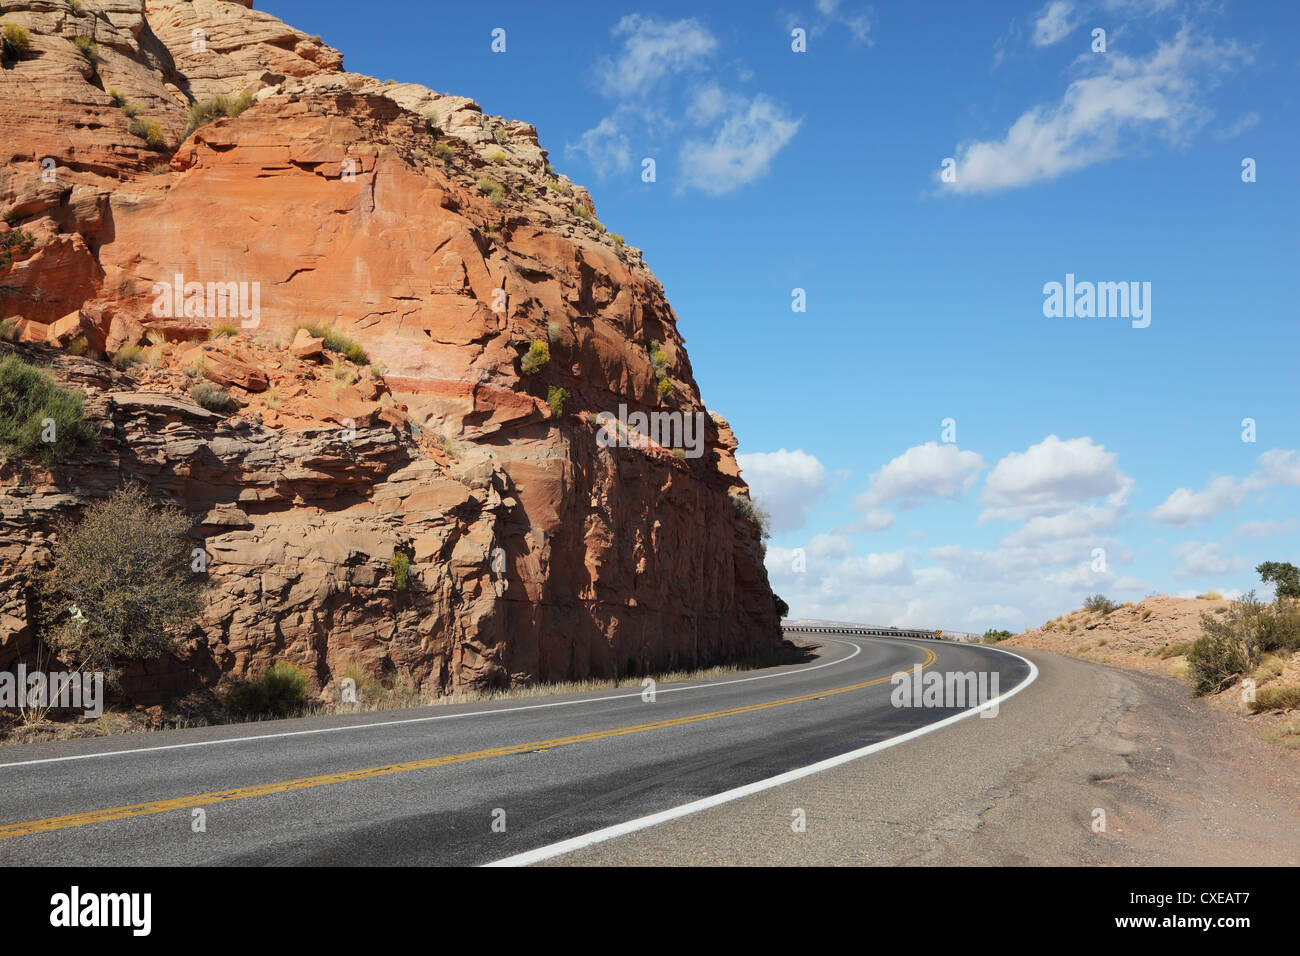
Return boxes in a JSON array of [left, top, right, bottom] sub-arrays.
[[0, 645, 936, 840]]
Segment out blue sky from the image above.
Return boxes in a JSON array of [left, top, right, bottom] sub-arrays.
[[265, 0, 1300, 631]]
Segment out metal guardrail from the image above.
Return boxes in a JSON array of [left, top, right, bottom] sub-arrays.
[[782, 623, 943, 641]]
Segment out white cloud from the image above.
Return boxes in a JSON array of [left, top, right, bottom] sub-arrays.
[[943, 27, 1248, 194], [792, 0, 874, 44], [594, 15, 717, 100], [1235, 519, 1300, 539], [1152, 475, 1244, 527], [736, 448, 828, 534], [678, 96, 801, 195], [1151, 449, 1300, 527], [856, 441, 985, 510], [981, 435, 1131, 521], [1172, 541, 1246, 579], [1000, 504, 1120, 546], [565, 115, 633, 177], [1214, 110, 1261, 140], [1032, 1, 1077, 47]]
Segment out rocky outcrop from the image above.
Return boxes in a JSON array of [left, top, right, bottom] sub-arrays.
[[0, 1, 781, 702]]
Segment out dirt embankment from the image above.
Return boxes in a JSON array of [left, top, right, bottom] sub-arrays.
[[1006, 595, 1300, 748]]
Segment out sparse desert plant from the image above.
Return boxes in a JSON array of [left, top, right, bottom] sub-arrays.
[[489, 150, 507, 164], [225, 662, 311, 719], [146, 347, 164, 369], [434, 142, 455, 161], [107, 88, 126, 107], [71, 35, 97, 61], [69, 0, 85, 13], [476, 175, 505, 206], [573, 203, 591, 220], [1, 228, 36, 268], [263, 386, 282, 410], [3, 24, 32, 57], [547, 385, 568, 420], [368, 362, 386, 379], [656, 377, 674, 399], [549, 178, 571, 195], [520, 339, 549, 376], [731, 493, 770, 539], [1249, 684, 1300, 713], [189, 380, 232, 412], [111, 345, 145, 369], [0, 317, 20, 342], [492, 127, 508, 144], [294, 323, 367, 364], [0, 355, 97, 463], [127, 117, 165, 150], [208, 322, 238, 339], [1084, 593, 1120, 616], [183, 91, 253, 135], [390, 551, 410, 591], [611, 233, 625, 248], [546, 321, 561, 345], [1186, 634, 1250, 695], [983, 629, 1014, 643], [185, 354, 206, 377], [329, 359, 357, 384], [148, 162, 170, 175], [145, 329, 166, 345], [121, 102, 141, 119], [37, 484, 204, 683], [1197, 590, 1223, 601]]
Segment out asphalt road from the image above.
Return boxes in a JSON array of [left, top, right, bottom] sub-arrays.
[[0, 635, 1032, 866]]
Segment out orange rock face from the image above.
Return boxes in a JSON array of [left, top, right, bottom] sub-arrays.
[[0, 1, 781, 701]]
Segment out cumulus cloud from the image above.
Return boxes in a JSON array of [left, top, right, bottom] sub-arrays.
[[594, 15, 717, 100], [786, 0, 874, 45], [1151, 475, 1244, 527], [571, 15, 800, 192], [1235, 519, 1300, 539], [1032, 1, 1077, 46], [678, 96, 801, 195], [943, 27, 1248, 194], [1151, 449, 1300, 527], [855, 442, 985, 510], [1172, 541, 1246, 579], [736, 448, 829, 534], [981, 435, 1131, 522]]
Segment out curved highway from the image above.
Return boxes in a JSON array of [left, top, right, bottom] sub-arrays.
[[0, 634, 1033, 866]]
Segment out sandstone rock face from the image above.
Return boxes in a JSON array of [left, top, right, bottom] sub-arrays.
[[0, 2, 781, 702]]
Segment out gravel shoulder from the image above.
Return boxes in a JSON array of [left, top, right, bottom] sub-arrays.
[[546, 648, 1300, 865]]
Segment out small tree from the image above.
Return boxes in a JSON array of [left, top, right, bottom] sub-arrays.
[[38, 485, 205, 683], [1083, 593, 1119, 616], [1257, 561, 1300, 600]]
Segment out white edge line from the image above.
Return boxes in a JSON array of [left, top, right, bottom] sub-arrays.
[[0, 638, 861, 769], [483, 644, 1040, 867]]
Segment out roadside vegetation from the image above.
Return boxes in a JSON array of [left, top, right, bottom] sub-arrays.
[[0, 354, 97, 464]]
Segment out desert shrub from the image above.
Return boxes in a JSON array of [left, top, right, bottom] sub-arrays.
[[209, 323, 238, 339], [547, 385, 568, 420], [69, 0, 85, 14], [549, 179, 571, 195], [611, 234, 625, 248], [0, 317, 19, 341], [1083, 593, 1119, 616], [573, 203, 591, 220], [148, 161, 170, 175], [37, 484, 203, 681], [1158, 640, 1192, 659], [731, 493, 770, 538], [546, 322, 562, 345], [111, 345, 145, 369], [184, 91, 253, 135], [1249, 685, 1300, 713], [294, 323, 368, 364], [492, 127, 508, 145], [121, 103, 141, 120], [656, 377, 674, 399], [390, 551, 410, 591], [71, 35, 97, 61], [434, 142, 455, 161], [0, 355, 97, 463], [1, 228, 36, 268], [107, 88, 126, 107], [520, 339, 549, 376], [225, 662, 311, 719], [189, 381, 232, 412], [1186, 634, 1250, 695], [127, 117, 165, 150], [476, 175, 504, 206], [983, 629, 1014, 643], [489, 150, 507, 164], [262, 386, 282, 409], [649, 339, 669, 377], [3, 24, 32, 56], [1197, 590, 1223, 600]]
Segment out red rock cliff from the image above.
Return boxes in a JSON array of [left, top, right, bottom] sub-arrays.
[[0, 0, 781, 699]]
